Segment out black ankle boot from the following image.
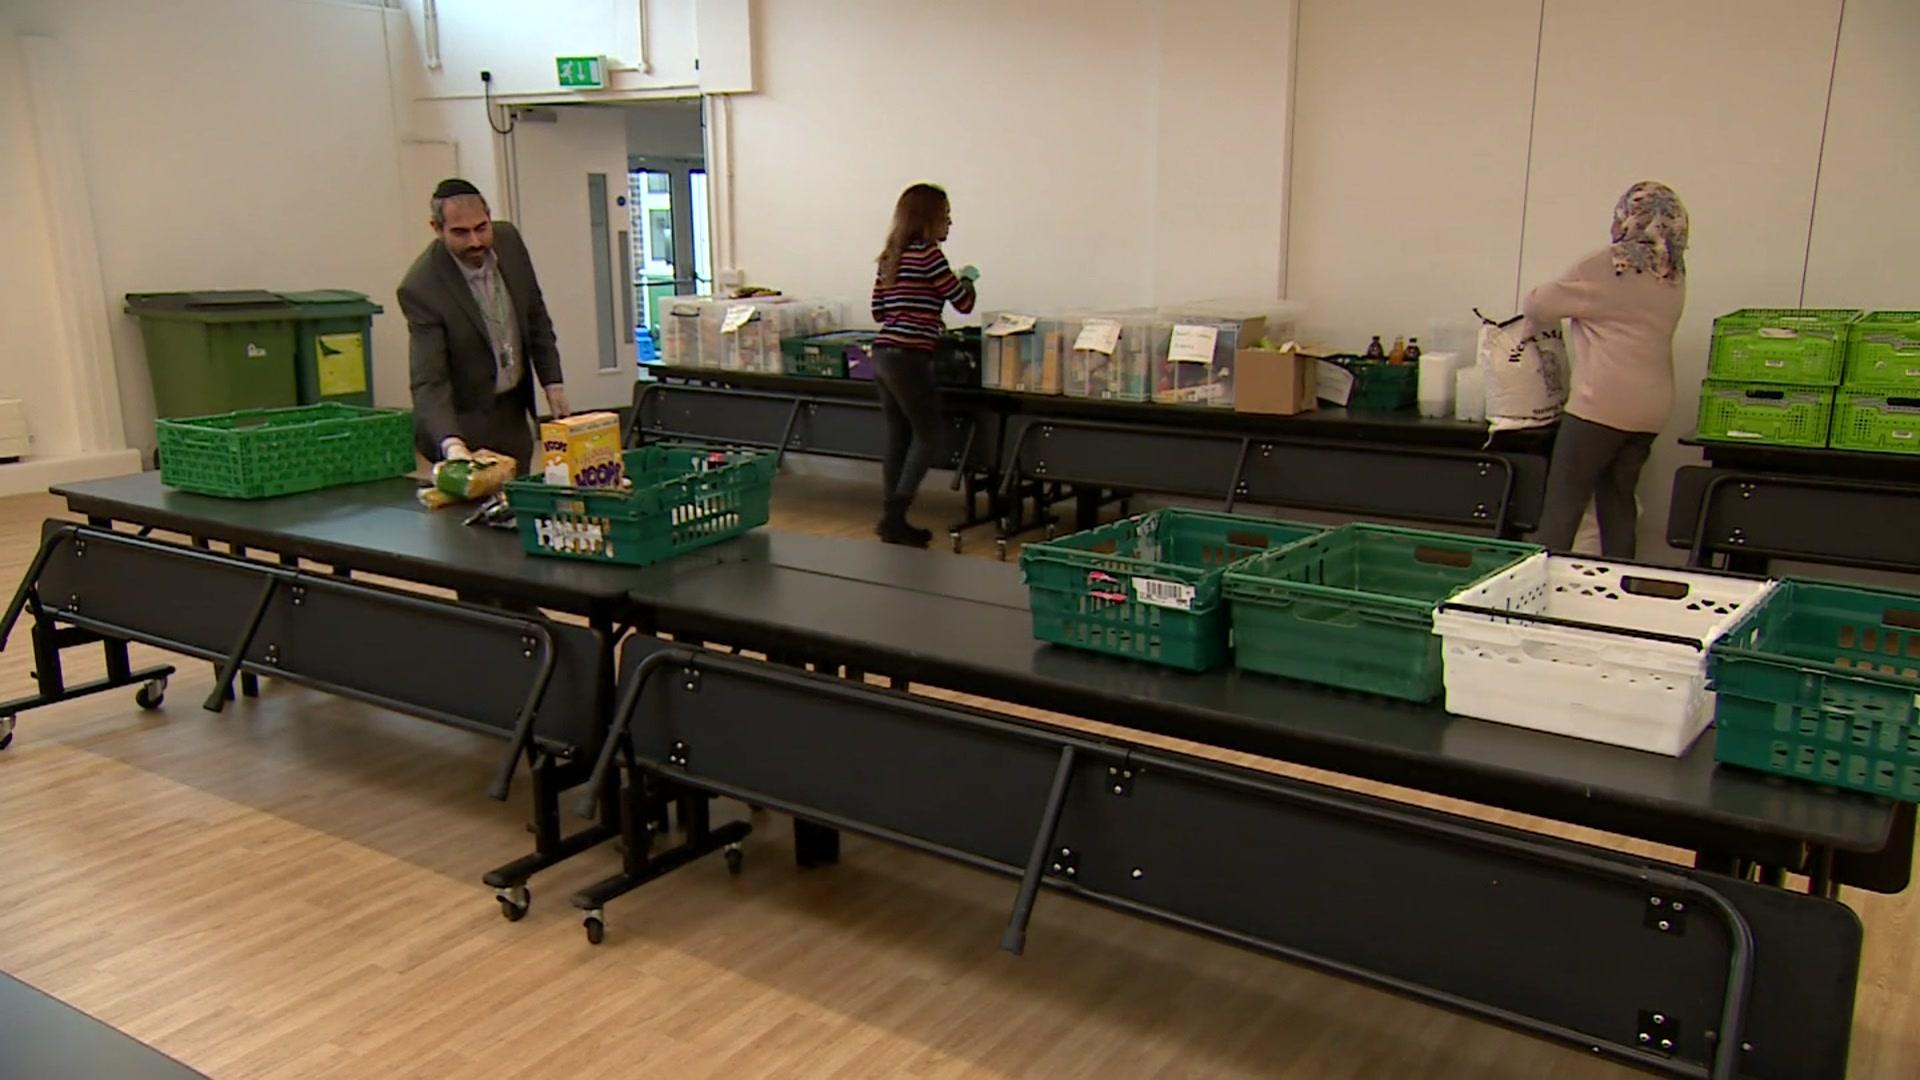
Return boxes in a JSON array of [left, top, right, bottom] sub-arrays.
[[877, 496, 932, 548]]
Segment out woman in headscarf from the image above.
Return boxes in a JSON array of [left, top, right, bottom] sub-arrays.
[[1522, 181, 1689, 558]]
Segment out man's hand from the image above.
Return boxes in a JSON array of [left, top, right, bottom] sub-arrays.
[[441, 437, 472, 461], [545, 385, 571, 419]]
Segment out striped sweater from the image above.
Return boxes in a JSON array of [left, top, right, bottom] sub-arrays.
[[872, 242, 976, 351]]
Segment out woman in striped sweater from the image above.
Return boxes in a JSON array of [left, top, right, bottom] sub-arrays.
[[870, 183, 977, 546]]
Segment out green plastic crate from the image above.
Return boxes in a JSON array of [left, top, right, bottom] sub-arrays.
[[1844, 311, 1920, 389], [1343, 359, 1419, 411], [1696, 380, 1834, 447], [1707, 308, 1859, 385], [504, 445, 774, 566], [1019, 509, 1323, 672], [1830, 390, 1920, 454], [781, 332, 874, 378], [1223, 524, 1540, 701], [154, 404, 414, 499], [1711, 579, 1920, 801]]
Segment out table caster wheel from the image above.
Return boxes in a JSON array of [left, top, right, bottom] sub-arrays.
[[135, 677, 168, 711], [584, 911, 605, 945], [725, 843, 744, 875], [995, 538, 1008, 562], [1044, 523, 1057, 541], [950, 531, 962, 554], [495, 884, 530, 922], [0, 715, 14, 752]]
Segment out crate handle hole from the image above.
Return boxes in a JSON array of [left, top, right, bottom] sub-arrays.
[[1743, 389, 1787, 402], [1225, 531, 1271, 550], [1882, 608, 1920, 632], [1412, 546, 1474, 569], [1619, 575, 1691, 601]]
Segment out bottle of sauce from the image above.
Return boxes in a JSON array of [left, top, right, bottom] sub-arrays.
[[1364, 335, 1386, 360]]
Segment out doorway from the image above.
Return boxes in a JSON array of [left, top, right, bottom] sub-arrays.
[[507, 98, 708, 412]]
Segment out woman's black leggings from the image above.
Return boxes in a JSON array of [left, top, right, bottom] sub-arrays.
[[872, 346, 943, 501]]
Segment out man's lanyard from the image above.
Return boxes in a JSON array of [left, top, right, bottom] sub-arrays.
[[479, 264, 515, 359]]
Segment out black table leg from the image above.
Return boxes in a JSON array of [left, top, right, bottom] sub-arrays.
[[794, 818, 841, 868]]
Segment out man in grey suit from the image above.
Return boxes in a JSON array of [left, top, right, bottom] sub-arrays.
[[398, 178, 569, 470]]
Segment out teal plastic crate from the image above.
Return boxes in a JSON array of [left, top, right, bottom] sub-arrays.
[[1712, 579, 1920, 801], [1019, 509, 1323, 672], [1695, 380, 1834, 447], [781, 331, 873, 378], [1708, 308, 1859, 385], [155, 404, 414, 499], [1830, 390, 1920, 454], [1224, 524, 1540, 701], [1342, 358, 1419, 411], [1844, 311, 1920, 389], [503, 444, 774, 566]]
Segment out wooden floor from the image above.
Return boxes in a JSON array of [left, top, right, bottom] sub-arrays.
[[1, 475, 1915, 1078]]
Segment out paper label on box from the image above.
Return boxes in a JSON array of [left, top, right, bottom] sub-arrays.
[[1132, 577, 1195, 611], [1315, 360, 1355, 406], [721, 305, 758, 333], [985, 313, 1038, 337], [1169, 324, 1219, 364], [1073, 319, 1122, 355]]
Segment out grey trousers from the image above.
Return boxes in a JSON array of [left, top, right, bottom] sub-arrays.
[[1534, 414, 1656, 558], [872, 346, 943, 502]]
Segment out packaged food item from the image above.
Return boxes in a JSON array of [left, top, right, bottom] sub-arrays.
[[540, 412, 625, 488], [419, 450, 518, 509]]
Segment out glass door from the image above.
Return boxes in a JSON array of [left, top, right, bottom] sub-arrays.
[[628, 157, 713, 368]]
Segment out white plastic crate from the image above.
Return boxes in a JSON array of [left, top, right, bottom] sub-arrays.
[[1432, 554, 1776, 756]]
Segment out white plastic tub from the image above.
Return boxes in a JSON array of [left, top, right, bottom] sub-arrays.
[[1432, 554, 1776, 755]]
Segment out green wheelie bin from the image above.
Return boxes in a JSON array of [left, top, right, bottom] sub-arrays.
[[278, 289, 383, 407], [124, 290, 301, 418]]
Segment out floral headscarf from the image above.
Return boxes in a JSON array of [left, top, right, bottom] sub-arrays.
[[1610, 181, 1687, 283]]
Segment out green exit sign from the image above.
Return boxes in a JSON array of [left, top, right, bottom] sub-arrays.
[[556, 55, 606, 90]]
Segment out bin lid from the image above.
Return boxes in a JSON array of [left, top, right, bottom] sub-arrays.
[[276, 289, 384, 316], [125, 290, 298, 322]]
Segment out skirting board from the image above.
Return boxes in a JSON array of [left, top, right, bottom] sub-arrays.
[[0, 450, 143, 499]]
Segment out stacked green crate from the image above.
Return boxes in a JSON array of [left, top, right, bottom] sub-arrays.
[[1834, 311, 1920, 454], [1697, 308, 1858, 446]]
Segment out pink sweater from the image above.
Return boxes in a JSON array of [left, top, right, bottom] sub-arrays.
[[1522, 248, 1686, 434]]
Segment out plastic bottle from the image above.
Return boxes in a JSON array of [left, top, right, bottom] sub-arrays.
[[1388, 337, 1407, 365], [1406, 337, 1422, 365], [1364, 335, 1386, 360]]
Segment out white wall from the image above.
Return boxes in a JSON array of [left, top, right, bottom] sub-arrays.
[[5, 0, 418, 454], [0, 32, 73, 459], [1802, 0, 1920, 310], [723, 0, 1297, 321], [1287, 0, 1918, 561]]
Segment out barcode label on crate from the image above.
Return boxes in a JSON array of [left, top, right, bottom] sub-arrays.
[[1132, 577, 1195, 611], [535, 516, 609, 555]]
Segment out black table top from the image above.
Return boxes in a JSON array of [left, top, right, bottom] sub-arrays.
[[648, 366, 1533, 451], [54, 472, 641, 613], [51, 473, 1896, 859], [0, 973, 205, 1079], [628, 531, 1897, 858], [1680, 433, 1920, 482]]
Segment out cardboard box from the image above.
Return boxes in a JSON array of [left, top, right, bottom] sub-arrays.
[[540, 412, 624, 487], [1233, 345, 1319, 415]]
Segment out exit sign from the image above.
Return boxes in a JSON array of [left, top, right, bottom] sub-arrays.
[[556, 55, 606, 90]]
